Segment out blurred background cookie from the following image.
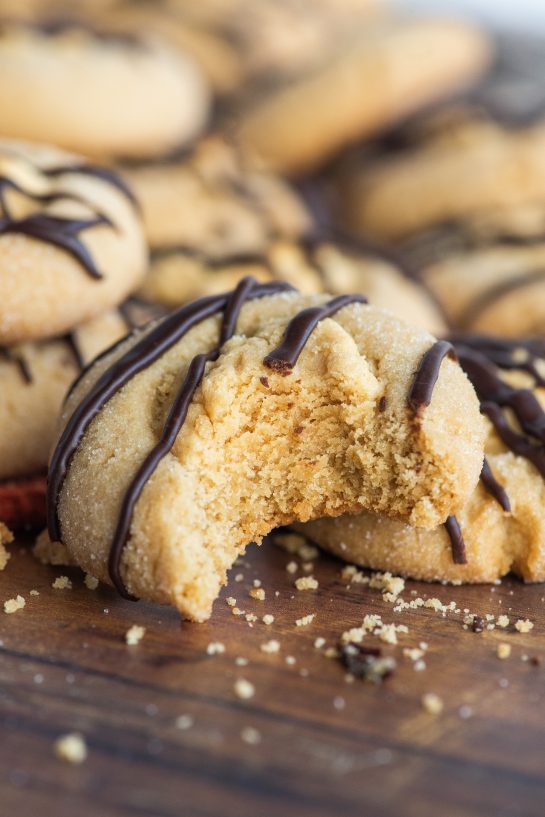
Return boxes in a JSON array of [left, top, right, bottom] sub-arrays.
[[142, 236, 446, 334], [0, 17, 211, 158], [233, 16, 491, 175], [0, 139, 146, 342]]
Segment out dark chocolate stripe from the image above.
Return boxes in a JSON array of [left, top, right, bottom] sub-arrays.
[[482, 402, 545, 480], [0, 213, 110, 279], [0, 347, 32, 383], [42, 164, 139, 210], [407, 340, 456, 414], [63, 333, 85, 371], [480, 457, 511, 512], [460, 269, 545, 329], [444, 516, 467, 564], [264, 294, 367, 372], [47, 279, 294, 547]]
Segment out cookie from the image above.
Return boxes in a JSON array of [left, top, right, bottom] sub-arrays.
[[0, 18, 210, 158], [0, 139, 147, 343], [0, 302, 156, 483], [340, 115, 545, 242], [46, 278, 484, 620], [118, 136, 312, 251], [298, 334, 545, 583], [141, 236, 446, 335], [234, 17, 491, 175]]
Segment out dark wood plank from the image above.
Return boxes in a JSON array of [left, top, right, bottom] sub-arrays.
[[1, 537, 544, 817]]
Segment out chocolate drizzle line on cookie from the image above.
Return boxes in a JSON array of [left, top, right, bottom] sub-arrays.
[[264, 294, 367, 371], [48, 281, 371, 599], [42, 164, 138, 209], [0, 213, 110, 279], [407, 340, 456, 414]]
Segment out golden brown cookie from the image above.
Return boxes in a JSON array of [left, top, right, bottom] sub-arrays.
[[46, 278, 484, 620], [118, 136, 312, 251], [298, 334, 545, 583], [234, 17, 491, 175], [0, 139, 147, 343], [142, 236, 446, 335], [0, 18, 210, 158], [0, 300, 160, 483]]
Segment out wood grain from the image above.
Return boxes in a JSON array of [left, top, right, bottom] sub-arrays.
[[1, 535, 544, 817]]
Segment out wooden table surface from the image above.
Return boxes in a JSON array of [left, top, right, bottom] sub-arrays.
[[1, 534, 544, 817]]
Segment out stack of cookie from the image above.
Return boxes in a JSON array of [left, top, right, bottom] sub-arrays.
[[2, 1, 545, 617], [0, 139, 147, 533]]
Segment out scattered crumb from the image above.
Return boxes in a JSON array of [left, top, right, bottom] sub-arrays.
[[286, 561, 298, 575], [232, 607, 244, 616], [274, 533, 318, 560], [226, 597, 237, 607], [241, 726, 261, 745], [421, 693, 444, 715], [314, 637, 326, 649], [458, 705, 473, 719], [295, 614, 315, 627], [341, 627, 364, 644], [52, 576, 72, 590], [245, 613, 257, 623], [285, 655, 296, 665], [496, 615, 510, 628], [33, 532, 73, 566], [497, 643, 511, 660], [262, 614, 274, 625], [206, 642, 225, 656], [340, 643, 396, 683], [249, 588, 265, 601], [175, 715, 194, 730], [125, 625, 146, 646], [295, 576, 318, 591], [515, 619, 534, 633], [234, 679, 255, 700], [29, 589, 40, 597], [324, 647, 338, 659], [414, 660, 427, 672], [235, 657, 249, 666], [54, 733, 87, 764], [403, 648, 425, 661], [84, 574, 99, 590], [260, 640, 280, 654], [4, 595, 25, 614], [234, 573, 244, 582], [333, 696, 345, 710]]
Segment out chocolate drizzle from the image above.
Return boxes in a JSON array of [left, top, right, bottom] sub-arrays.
[[408, 340, 456, 414], [444, 516, 467, 564], [42, 164, 138, 209], [264, 294, 367, 372], [0, 213, 110, 279]]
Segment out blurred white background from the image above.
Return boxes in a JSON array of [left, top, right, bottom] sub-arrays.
[[397, 0, 545, 31]]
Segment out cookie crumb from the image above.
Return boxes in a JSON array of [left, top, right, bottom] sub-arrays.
[[235, 657, 249, 666], [206, 642, 225, 656], [125, 625, 145, 646], [262, 614, 274, 625], [249, 588, 265, 601], [285, 655, 296, 665], [314, 637, 326, 649], [84, 574, 99, 590], [275, 533, 318, 560], [496, 615, 509, 628], [4, 595, 25, 614], [286, 561, 298, 574], [54, 733, 87, 764], [175, 715, 194, 730], [226, 596, 237, 607], [515, 619, 534, 633], [421, 693, 443, 715], [52, 576, 72, 590], [295, 614, 315, 627], [241, 726, 261, 745], [497, 643, 511, 660], [29, 589, 40, 596], [295, 576, 318, 591], [340, 643, 395, 683], [260, 639, 280, 654], [234, 678, 255, 700]]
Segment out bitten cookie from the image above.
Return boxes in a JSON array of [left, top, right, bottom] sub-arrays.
[[234, 17, 490, 174], [0, 18, 210, 157], [46, 278, 484, 620], [118, 136, 312, 251], [142, 236, 446, 335], [0, 139, 147, 343], [298, 334, 545, 583]]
